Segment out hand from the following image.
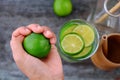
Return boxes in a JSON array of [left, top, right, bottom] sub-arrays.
[[10, 24, 64, 80]]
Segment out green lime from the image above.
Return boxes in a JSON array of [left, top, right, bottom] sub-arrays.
[[73, 25, 95, 47], [23, 33, 51, 58], [61, 33, 84, 55], [60, 23, 78, 41], [72, 45, 93, 59], [53, 0, 73, 17]]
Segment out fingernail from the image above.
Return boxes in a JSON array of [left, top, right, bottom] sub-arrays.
[[46, 31, 51, 35], [37, 25, 40, 28], [25, 28, 30, 32], [51, 38, 56, 44], [37, 26, 43, 32]]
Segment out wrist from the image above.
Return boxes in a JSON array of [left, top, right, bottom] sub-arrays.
[[54, 75, 64, 80], [29, 75, 53, 80], [30, 77, 52, 80]]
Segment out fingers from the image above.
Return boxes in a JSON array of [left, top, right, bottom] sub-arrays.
[[12, 24, 56, 44], [42, 26, 56, 44], [27, 24, 43, 33], [27, 24, 56, 44], [12, 27, 31, 37], [12, 27, 31, 42]]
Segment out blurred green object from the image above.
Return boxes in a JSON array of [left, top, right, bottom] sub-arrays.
[[53, 0, 73, 17]]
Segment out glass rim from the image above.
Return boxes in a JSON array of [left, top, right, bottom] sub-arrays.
[[104, 0, 120, 17]]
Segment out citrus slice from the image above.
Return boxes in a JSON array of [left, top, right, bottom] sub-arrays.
[[60, 23, 78, 41], [73, 25, 95, 47], [72, 45, 93, 59], [61, 33, 84, 55]]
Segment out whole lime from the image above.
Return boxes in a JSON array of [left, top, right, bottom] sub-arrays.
[[53, 0, 73, 17], [23, 33, 51, 58]]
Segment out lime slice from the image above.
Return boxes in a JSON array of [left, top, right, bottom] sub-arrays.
[[72, 45, 93, 59], [73, 25, 95, 47], [61, 33, 84, 55], [60, 23, 78, 41]]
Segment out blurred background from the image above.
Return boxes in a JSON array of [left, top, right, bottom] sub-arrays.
[[0, 0, 120, 80]]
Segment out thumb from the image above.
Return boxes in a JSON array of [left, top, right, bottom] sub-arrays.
[[10, 27, 31, 61], [10, 35, 26, 62]]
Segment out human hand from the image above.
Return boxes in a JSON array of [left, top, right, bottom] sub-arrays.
[[10, 24, 64, 80]]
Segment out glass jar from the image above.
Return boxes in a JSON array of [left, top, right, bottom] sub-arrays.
[[87, 0, 120, 32]]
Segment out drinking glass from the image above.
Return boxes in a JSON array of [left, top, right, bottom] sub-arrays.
[[57, 19, 99, 62]]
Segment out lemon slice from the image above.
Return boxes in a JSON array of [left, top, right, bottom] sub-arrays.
[[60, 23, 78, 41], [73, 25, 95, 47], [61, 33, 84, 55], [72, 46, 92, 59]]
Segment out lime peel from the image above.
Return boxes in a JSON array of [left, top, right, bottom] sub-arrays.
[[23, 33, 51, 58], [72, 45, 93, 59]]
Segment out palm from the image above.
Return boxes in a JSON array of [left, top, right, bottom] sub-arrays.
[[42, 45, 63, 77]]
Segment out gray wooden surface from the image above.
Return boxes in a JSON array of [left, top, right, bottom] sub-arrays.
[[0, 0, 120, 80]]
